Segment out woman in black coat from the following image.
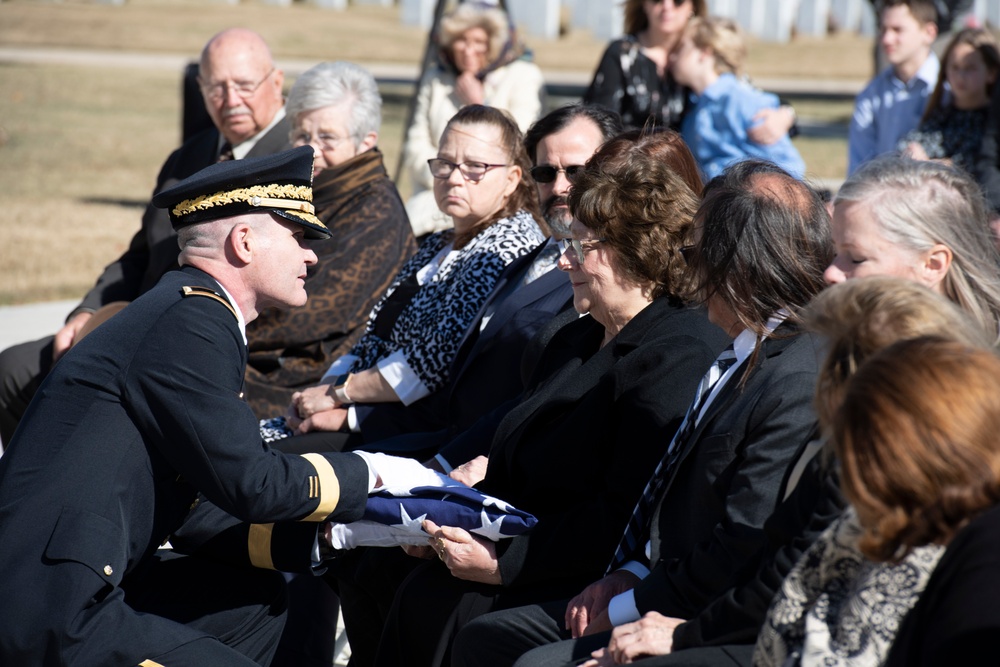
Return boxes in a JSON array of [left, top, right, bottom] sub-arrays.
[[363, 130, 729, 667]]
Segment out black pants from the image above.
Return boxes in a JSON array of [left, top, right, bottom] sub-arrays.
[[125, 549, 288, 666], [0, 335, 52, 445], [452, 600, 755, 667], [374, 557, 586, 667]]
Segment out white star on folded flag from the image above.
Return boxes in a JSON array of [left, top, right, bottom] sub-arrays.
[[389, 504, 428, 535], [326, 472, 537, 549]]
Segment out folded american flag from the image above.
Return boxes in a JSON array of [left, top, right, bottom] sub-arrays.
[[327, 473, 537, 549]]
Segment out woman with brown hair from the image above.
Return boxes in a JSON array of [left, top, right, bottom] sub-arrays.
[[900, 27, 999, 171], [755, 280, 999, 667], [455, 158, 832, 667], [366, 129, 728, 667]]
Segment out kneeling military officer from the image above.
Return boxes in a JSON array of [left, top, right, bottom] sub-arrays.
[[0, 146, 384, 666]]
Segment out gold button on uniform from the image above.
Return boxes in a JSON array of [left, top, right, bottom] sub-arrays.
[[104, 565, 113, 576]]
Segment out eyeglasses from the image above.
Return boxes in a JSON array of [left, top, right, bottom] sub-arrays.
[[199, 67, 275, 101], [530, 165, 585, 184], [453, 34, 489, 53], [290, 130, 353, 151], [558, 237, 607, 264], [428, 158, 508, 182]]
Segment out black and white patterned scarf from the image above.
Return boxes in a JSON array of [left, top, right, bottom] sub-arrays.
[[754, 507, 945, 667]]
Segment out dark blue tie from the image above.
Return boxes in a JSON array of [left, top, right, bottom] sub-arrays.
[[607, 343, 738, 573]]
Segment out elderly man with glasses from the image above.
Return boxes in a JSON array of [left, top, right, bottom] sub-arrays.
[[0, 31, 407, 442]]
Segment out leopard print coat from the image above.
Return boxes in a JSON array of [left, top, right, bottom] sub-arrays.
[[242, 148, 417, 417], [345, 208, 545, 398]]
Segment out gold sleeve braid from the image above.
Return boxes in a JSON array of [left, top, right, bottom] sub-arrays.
[[244, 455, 340, 570], [248, 523, 276, 570], [300, 453, 341, 521]]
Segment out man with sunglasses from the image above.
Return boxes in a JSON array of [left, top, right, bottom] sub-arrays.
[[311, 103, 626, 667], [0, 28, 291, 445], [348, 104, 625, 471], [309, 104, 624, 462]]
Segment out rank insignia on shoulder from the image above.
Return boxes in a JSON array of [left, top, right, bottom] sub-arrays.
[[181, 286, 238, 321]]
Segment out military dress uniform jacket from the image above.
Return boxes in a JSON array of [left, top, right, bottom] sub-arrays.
[[0, 266, 368, 666], [0, 117, 292, 444]]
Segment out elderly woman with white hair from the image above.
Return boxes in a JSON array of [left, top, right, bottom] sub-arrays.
[[402, 2, 545, 238], [242, 61, 417, 417]]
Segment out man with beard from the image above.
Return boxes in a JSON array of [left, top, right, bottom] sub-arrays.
[[325, 103, 624, 455], [307, 104, 624, 667]]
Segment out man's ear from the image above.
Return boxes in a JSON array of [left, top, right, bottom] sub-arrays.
[[922, 20, 938, 45], [227, 222, 255, 265]]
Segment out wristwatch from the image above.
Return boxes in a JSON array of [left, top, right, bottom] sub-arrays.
[[331, 373, 353, 406]]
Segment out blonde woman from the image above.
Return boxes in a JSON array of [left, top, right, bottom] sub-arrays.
[[825, 155, 1000, 340], [402, 3, 545, 238]]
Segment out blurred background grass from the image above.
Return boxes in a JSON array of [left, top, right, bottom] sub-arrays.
[[0, 0, 867, 305]]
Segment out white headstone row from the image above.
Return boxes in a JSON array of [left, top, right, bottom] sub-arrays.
[[397, 0, 1000, 43]]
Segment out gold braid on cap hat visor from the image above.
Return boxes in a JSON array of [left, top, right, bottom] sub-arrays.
[[171, 184, 315, 219]]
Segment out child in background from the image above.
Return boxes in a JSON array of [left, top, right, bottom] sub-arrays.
[[901, 27, 999, 172], [670, 16, 805, 180]]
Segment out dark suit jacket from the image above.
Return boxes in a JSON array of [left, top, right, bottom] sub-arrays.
[[475, 298, 729, 592], [353, 241, 573, 443], [671, 453, 845, 652], [77, 117, 291, 313], [632, 328, 823, 620], [0, 266, 368, 665]]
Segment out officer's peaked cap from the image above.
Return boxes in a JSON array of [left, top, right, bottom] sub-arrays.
[[152, 145, 329, 239]]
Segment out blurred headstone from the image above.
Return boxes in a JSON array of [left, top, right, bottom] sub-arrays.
[[308, 0, 348, 8], [736, 0, 768, 37], [708, 0, 739, 20], [983, 0, 1000, 26], [508, 0, 560, 38], [796, 0, 831, 36], [859, 0, 877, 36], [830, 0, 863, 31], [760, 0, 798, 41], [586, 0, 624, 40], [401, 0, 435, 27]]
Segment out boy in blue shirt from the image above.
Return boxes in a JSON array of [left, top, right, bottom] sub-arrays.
[[671, 16, 806, 180], [849, 0, 939, 175]]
